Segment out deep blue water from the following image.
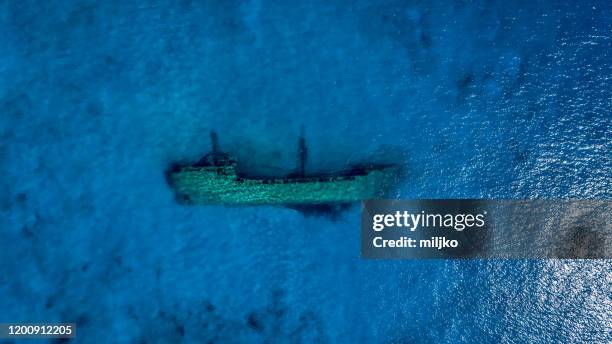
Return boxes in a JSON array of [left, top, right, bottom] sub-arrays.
[[1, 0, 611, 343]]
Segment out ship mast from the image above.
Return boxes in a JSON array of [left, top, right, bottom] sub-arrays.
[[210, 131, 220, 165], [297, 126, 307, 177]]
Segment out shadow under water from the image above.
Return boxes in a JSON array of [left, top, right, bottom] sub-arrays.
[[286, 203, 355, 221]]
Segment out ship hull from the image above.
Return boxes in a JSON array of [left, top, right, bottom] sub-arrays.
[[167, 166, 397, 205]]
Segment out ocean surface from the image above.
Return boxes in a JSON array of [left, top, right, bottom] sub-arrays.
[[1, 0, 611, 343]]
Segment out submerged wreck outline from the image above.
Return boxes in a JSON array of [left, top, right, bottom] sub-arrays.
[[166, 130, 399, 206]]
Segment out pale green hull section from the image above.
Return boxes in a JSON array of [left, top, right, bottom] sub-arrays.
[[168, 164, 397, 205]]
